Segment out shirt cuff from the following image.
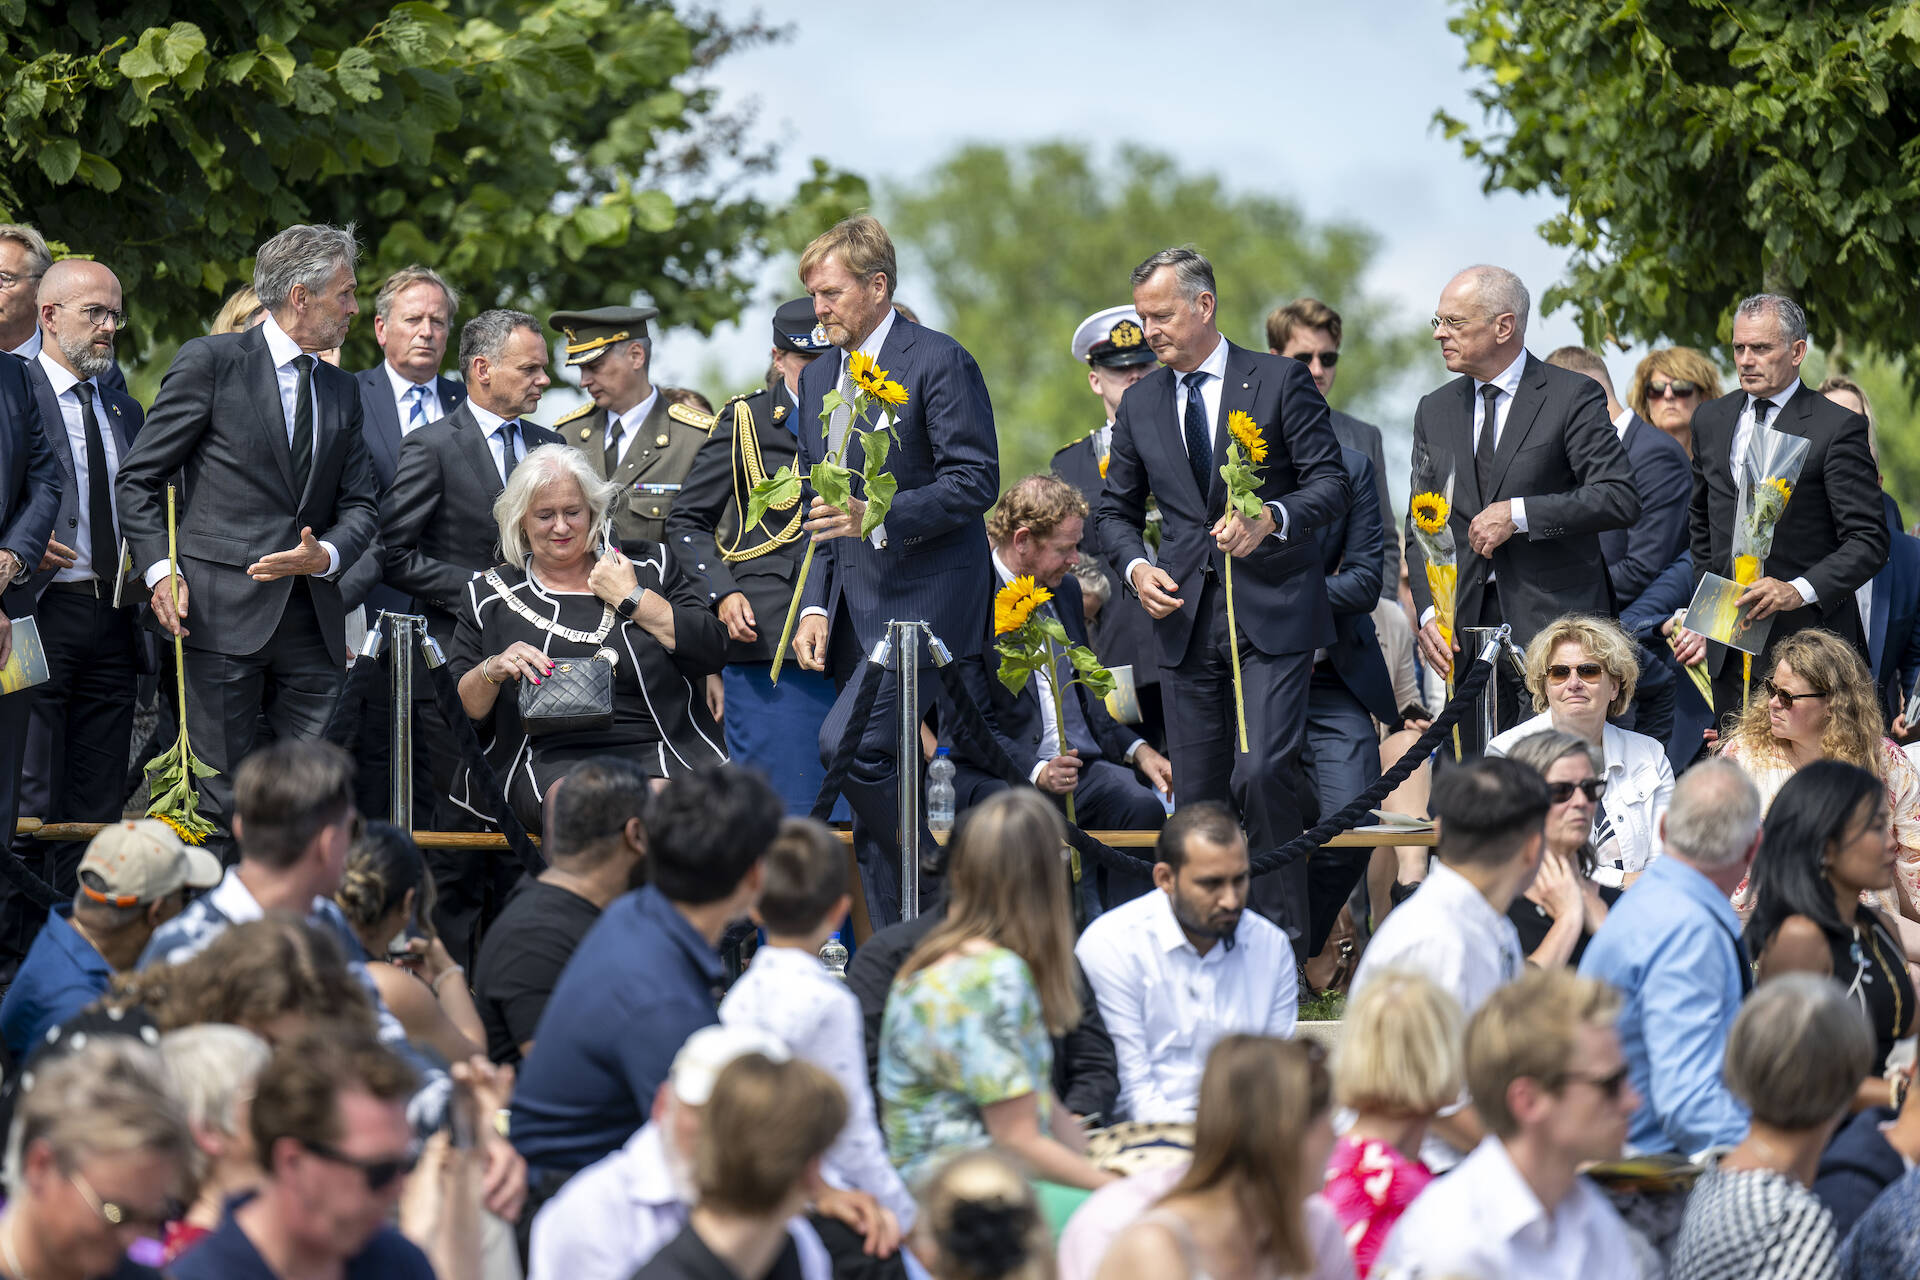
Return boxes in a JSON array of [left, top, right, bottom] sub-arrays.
[[1123, 557, 1148, 591], [1791, 576, 1817, 605], [321, 542, 341, 578], [869, 521, 887, 551], [144, 559, 174, 588], [800, 606, 828, 622], [1420, 605, 1435, 627], [1264, 500, 1290, 540], [1124, 739, 1144, 764], [1028, 760, 1048, 785], [1510, 496, 1528, 532]]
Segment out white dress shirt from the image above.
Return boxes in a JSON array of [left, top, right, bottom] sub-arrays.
[[6, 330, 39, 361], [383, 361, 443, 435], [1075, 888, 1298, 1124], [1487, 711, 1674, 883], [797, 309, 901, 624], [1473, 348, 1531, 532], [1731, 377, 1816, 606], [36, 351, 120, 582], [467, 400, 526, 486], [143, 313, 340, 587], [717, 945, 916, 1227], [1612, 405, 1634, 440], [607, 387, 660, 470], [1374, 1137, 1645, 1279]]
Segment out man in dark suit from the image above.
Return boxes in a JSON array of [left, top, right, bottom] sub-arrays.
[[1405, 266, 1638, 752], [1096, 247, 1350, 944], [666, 298, 839, 816], [788, 216, 1000, 927], [1052, 306, 1164, 751], [1676, 294, 1889, 721], [1303, 446, 1400, 958], [1546, 345, 1691, 746], [117, 223, 380, 855], [381, 309, 559, 956], [15, 260, 143, 902], [1866, 495, 1920, 726]]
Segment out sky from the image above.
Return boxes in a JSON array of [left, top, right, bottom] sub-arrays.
[[614, 0, 1649, 503]]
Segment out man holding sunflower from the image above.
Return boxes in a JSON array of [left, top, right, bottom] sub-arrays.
[[1094, 247, 1349, 947]]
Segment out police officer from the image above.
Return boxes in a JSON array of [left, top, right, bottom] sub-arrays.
[[1051, 304, 1167, 751], [548, 304, 712, 550], [666, 299, 842, 815]]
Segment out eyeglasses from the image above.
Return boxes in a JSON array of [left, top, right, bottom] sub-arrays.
[[1648, 379, 1698, 399], [1552, 1063, 1632, 1100], [1547, 778, 1609, 805], [1545, 662, 1606, 684], [300, 1139, 420, 1192], [52, 302, 127, 330], [1286, 350, 1338, 369], [1763, 679, 1828, 707], [69, 1170, 183, 1234], [1430, 313, 1497, 333], [0, 269, 42, 292]]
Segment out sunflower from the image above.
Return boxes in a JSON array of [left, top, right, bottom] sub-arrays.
[[1226, 410, 1268, 465], [1098, 453, 1109, 480], [153, 810, 210, 845], [1762, 476, 1794, 506], [1411, 491, 1451, 535], [993, 575, 1054, 635], [848, 351, 908, 406], [1734, 554, 1761, 585]]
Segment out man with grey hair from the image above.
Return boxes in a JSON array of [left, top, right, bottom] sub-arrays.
[[1405, 264, 1637, 752], [1675, 292, 1888, 718], [116, 223, 380, 856], [380, 308, 559, 959], [1094, 245, 1349, 944], [0, 224, 52, 359], [1580, 759, 1761, 1157]]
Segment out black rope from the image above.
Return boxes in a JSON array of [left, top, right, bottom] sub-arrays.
[[322, 648, 383, 748], [0, 845, 63, 912], [810, 658, 888, 823]]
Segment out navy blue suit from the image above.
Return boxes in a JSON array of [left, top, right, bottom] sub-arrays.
[[342, 365, 466, 614], [1867, 493, 1920, 722], [1599, 413, 1692, 604], [796, 316, 999, 925], [1621, 552, 1713, 772], [1096, 341, 1349, 942]]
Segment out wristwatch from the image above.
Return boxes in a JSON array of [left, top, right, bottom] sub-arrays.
[[616, 586, 646, 620]]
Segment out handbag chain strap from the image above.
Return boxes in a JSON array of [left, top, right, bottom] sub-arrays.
[[484, 570, 617, 646]]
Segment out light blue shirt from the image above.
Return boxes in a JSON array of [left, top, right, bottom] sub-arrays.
[[1579, 854, 1750, 1156]]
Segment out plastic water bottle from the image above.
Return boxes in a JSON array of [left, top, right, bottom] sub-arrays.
[[819, 931, 849, 979], [926, 747, 956, 835]]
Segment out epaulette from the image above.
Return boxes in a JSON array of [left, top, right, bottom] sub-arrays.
[[554, 401, 595, 429], [668, 402, 717, 434]]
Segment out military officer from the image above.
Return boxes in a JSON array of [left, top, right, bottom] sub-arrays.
[[1051, 304, 1168, 751], [666, 299, 842, 815], [547, 304, 712, 550]]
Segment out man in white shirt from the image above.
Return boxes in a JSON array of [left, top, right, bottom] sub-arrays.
[[1374, 968, 1651, 1280], [1350, 757, 1545, 1170], [1075, 801, 1297, 1123]]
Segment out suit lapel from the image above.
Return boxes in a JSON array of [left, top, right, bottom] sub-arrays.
[[361, 368, 402, 477], [26, 366, 76, 493], [1486, 355, 1549, 496], [1211, 344, 1260, 512], [243, 328, 300, 503], [437, 376, 466, 417], [453, 405, 506, 499], [1153, 366, 1208, 509], [1441, 377, 1481, 512]]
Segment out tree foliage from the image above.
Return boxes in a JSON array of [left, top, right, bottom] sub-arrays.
[[0, 0, 867, 370], [1437, 1, 1920, 367], [885, 141, 1429, 488]]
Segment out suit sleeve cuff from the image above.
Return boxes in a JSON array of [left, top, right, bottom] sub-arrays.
[[1510, 496, 1528, 532], [144, 559, 174, 588], [1792, 576, 1817, 606], [1265, 500, 1290, 540]]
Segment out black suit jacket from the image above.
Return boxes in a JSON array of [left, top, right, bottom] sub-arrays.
[[1404, 353, 1638, 647], [1315, 448, 1399, 725], [664, 382, 803, 664], [1097, 341, 1349, 664], [1598, 412, 1691, 605], [343, 365, 467, 613], [20, 357, 141, 602], [1688, 381, 1888, 654], [115, 326, 379, 657], [1329, 409, 1400, 597], [795, 317, 999, 657], [379, 401, 563, 649], [1050, 430, 1159, 687], [0, 356, 60, 618]]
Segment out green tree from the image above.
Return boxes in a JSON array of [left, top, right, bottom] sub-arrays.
[[1437, 2, 1920, 368], [0, 1, 866, 371], [885, 142, 1430, 488]]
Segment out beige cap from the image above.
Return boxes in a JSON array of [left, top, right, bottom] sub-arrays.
[[77, 819, 223, 907], [667, 1024, 789, 1106]]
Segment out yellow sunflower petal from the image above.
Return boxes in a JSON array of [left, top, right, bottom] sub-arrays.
[[1411, 490, 1450, 535]]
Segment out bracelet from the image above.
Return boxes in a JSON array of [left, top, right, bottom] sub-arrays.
[[432, 964, 465, 993], [481, 657, 503, 685]]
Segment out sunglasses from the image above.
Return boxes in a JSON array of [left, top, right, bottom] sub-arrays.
[[1553, 1063, 1632, 1100], [301, 1139, 420, 1192], [1547, 778, 1608, 805], [1763, 679, 1828, 707], [1286, 350, 1338, 369], [1545, 662, 1606, 684], [69, 1170, 183, 1234], [1648, 380, 1698, 399]]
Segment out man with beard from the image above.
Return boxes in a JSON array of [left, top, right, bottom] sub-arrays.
[[16, 261, 141, 906], [1072, 801, 1298, 1123]]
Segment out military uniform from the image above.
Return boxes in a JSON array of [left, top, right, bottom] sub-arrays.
[[549, 305, 714, 551]]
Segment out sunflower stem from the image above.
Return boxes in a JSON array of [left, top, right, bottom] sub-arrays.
[[769, 540, 816, 686], [1224, 555, 1250, 754]]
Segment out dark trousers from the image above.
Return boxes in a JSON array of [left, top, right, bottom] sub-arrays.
[[953, 756, 1164, 912], [1618, 642, 1676, 756], [1161, 575, 1315, 947], [184, 584, 342, 861], [1302, 667, 1381, 957], [16, 586, 138, 896], [819, 610, 937, 928]]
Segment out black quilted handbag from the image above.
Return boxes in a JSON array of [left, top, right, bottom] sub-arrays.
[[518, 651, 615, 735]]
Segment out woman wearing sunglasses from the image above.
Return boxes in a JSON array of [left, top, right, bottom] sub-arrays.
[[1499, 731, 1619, 969], [1626, 346, 1723, 458], [1488, 615, 1674, 889]]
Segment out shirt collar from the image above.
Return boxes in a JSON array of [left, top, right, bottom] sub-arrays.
[[207, 867, 264, 924], [1142, 887, 1235, 957], [1462, 1137, 1558, 1243], [1423, 861, 1511, 935], [6, 329, 40, 360], [1181, 335, 1229, 385], [35, 349, 84, 399], [384, 360, 434, 403], [468, 400, 512, 435], [1611, 406, 1633, 439], [1751, 377, 1801, 415], [1476, 349, 1528, 399], [636, 884, 727, 985], [620, 388, 660, 434], [261, 313, 305, 370], [47, 907, 111, 976], [990, 548, 1015, 587], [1644, 851, 1743, 930], [618, 1122, 687, 1210], [848, 307, 898, 366]]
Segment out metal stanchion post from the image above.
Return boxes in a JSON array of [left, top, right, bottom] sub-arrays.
[[1461, 626, 1502, 751], [892, 620, 922, 921], [382, 612, 427, 831]]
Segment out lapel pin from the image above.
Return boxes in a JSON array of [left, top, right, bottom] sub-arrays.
[[1241, 382, 1249, 389], [579, 427, 591, 441], [655, 433, 669, 447]]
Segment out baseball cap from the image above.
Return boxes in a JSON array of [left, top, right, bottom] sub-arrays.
[[77, 819, 223, 908], [668, 1024, 790, 1106]]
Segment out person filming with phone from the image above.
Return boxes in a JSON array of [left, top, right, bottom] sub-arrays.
[[450, 443, 729, 831]]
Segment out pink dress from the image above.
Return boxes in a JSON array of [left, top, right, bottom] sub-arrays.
[[1323, 1135, 1433, 1277]]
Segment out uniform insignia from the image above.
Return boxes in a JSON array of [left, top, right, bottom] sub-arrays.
[[773, 405, 787, 423], [1110, 320, 1144, 349], [581, 427, 592, 440], [655, 433, 669, 447], [555, 401, 595, 429], [666, 402, 717, 434]]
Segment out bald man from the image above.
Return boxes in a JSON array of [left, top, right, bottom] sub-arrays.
[[14, 259, 141, 916]]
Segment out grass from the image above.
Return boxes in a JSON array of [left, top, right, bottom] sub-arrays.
[[1300, 989, 1346, 1022]]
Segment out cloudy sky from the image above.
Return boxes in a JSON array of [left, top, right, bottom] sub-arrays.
[[629, 0, 1648, 499]]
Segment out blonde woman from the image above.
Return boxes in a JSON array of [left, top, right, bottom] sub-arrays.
[[209, 283, 266, 335], [1627, 346, 1724, 457], [879, 789, 1115, 1194]]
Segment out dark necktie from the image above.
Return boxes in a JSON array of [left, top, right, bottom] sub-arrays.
[[1182, 370, 1212, 497], [1751, 398, 1772, 430], [603, 419, 624, 476], [290, 354, 315, 501], [1475, 382, 1502, 498], [497, 421, 521, 485], [73, 381, 116, 583]]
